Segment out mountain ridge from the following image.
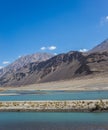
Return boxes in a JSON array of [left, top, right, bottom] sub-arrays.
[[89, 38, 108, 53], [1, 39, 108, 86], [1, 50, 108, 86], [0, 52, 53, 78]]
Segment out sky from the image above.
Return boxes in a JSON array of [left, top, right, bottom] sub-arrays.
[[0, 0, 108, 68]]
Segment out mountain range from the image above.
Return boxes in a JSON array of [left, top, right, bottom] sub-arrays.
[[0, 39, 108, 87], [0, 53, 53, 77]]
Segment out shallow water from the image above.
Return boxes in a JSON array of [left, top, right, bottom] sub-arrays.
[[0, 112, 108, 130], [0, 90, 108, 101]]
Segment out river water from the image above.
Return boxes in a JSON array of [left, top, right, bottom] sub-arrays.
[[0, 90, 108, 129], [0, 90, 108, 101], [0, 112, 108, 130]]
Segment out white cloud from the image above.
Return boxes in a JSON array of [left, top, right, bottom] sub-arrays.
[[79, 49, 88, 52], [40, 47, 46, 50], [48, 46, 56, 50], [100, 16, 108, 26], [0, 66, 3, 69], [54, 53, 57, 55], [106, 16, 108, 20], [2, 61, 10, 65], [18, 55, 22, 58], [40, 46, 57, 51]]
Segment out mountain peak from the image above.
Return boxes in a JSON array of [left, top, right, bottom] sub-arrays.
[[0, 52, 53, 77], [89, 38, 108, 53]]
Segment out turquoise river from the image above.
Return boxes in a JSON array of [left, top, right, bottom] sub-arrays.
[[0, 112, 108, 130], [0, 90, 108, 129]]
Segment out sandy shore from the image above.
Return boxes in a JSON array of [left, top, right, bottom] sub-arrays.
[[0, 93, 18, 96]]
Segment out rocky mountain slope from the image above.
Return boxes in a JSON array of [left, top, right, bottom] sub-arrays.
[[89, 39, 108, 53], [0, 50, 108, 86], [1, 39, 108, 87], [0, 53, 53, 78]]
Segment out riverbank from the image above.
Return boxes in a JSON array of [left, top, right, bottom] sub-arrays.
[[0, 99, 108, 112]]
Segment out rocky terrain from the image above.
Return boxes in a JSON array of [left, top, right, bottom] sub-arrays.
[[0, 39, 108, 87], [0, 51, 108, 86], [0, 53, 53, 80], [89, 38, 108, 53], [0, 100, 108, 112]]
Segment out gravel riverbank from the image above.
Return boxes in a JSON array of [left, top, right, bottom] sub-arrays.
[[0, 99, 108, 112]]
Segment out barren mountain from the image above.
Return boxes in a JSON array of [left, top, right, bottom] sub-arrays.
[[1, 38, 108, 87], [89, 39, 108, 53], [0, 50, 108, 86], [0, 53, 53, 78]]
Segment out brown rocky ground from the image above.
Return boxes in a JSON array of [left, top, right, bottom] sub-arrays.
[[4, 73, 108, 91]]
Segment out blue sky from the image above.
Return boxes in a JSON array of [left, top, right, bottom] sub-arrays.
[[0, 0, 108, 68]]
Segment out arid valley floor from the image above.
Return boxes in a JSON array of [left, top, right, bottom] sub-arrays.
[[2, 73, 108, 92]]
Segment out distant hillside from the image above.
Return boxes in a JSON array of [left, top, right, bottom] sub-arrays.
[[1, 50, 108, 86], [0, 53, 53, 78], [89, 39, 108, 53], [1, 38, 108, 87]]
